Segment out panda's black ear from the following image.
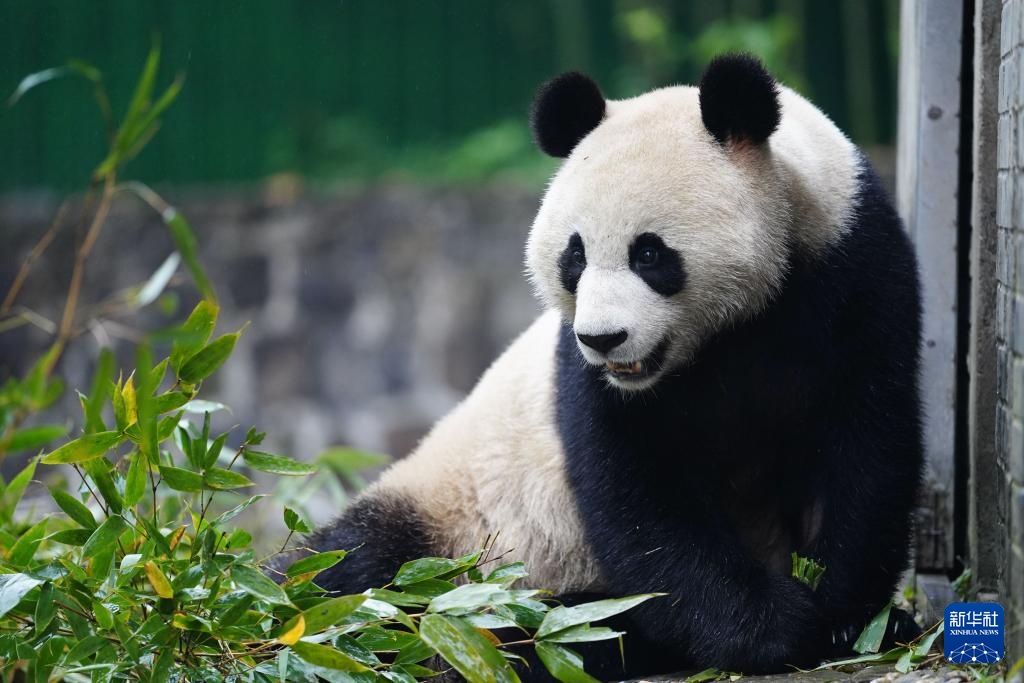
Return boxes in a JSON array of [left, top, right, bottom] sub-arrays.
[[698, 53, 780, 145], [530, 72, 606, 158]]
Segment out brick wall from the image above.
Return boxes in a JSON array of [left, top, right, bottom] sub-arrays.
[[995, 0, 1024, 660]]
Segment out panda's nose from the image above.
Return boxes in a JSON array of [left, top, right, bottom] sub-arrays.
[[577, 330, 628, 354]]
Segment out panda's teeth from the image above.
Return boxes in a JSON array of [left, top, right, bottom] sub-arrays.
[[605, 361, 644, 375]]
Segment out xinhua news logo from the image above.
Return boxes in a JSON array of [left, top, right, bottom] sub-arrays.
[[944, 602, 1004, 664]]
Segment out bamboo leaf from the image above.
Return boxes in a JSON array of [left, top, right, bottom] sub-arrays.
[[536, 594, 662, 639], [203, 467, 254, 490], [42, 431, 124, 464], [170, 300, 218, 371], [853, 602, 892, 654], [535, 642, 600, 683], [230, 565, 291, 606], [286, 550, 347, 578], [242, 450, 316, 475], [163, 208, 216, 303], [81, 516, 128, 557], [290, 640, 371, 672], [178, 333, 238, 384], [50, 488, 97, 529], [419, 613, 521, 683], [0, 573, 43, 618], [276, 614, 305, 645], [144, 561, 174, 599], [158, 465, 203, 492]]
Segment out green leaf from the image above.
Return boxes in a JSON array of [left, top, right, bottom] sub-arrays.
[[212, 494, 266, 526], [9, 518, 48, 566], [65, 635, 106, 663], [153, 391, 190, 414], [178, 332, 238, 383], [542, 625, 623, 644], [0, 457, 37, 522], [158, 465, 203, 492], [912, 622, 943, 657], [231, 565, 291, 606], [791, 552, 826, 591], [4, 424, 68, 454], [536, 594, 662, 639], [286, 550, 347, 577], [83, 457, 123, 513], [290, 640, 371, 672], [6, 61, 99, 107], [853, 602, 892, 654], [204, 466, 254, 490], [51, 488, 97, 528], [204, 432, 228, 468], [394, 557, 466, 586], [49, 528, 92, 546], [93, 600, 114, 629], [41, 430, 124, 464], [136, 252, 180, 306], [124, 452, 147, 506], [428, 583, 519, 614], [164, 208, 216, 303], [34, 582, 56, 633], [81, 515, 128, 557], [170, 300, 218, 371], [486, 562, 528, 586], [419, 613, 521, 683], [283, 507, 311, 533], [120, 41, 161, 141], [813, 648, 904, 670], [0, 573, 43, 618], [895, 648, 915, 673], [283, 594, 367, 635], [535, 642, 599, 683], [242, 450, 317, 475], [84, 349, 115, 433]]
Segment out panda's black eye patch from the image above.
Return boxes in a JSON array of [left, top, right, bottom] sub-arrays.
[[629, 232, 685, 296], [558, 232, 586, 294]]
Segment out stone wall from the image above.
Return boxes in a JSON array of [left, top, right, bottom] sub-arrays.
[[0, 186, 543, 491], [994, 0, 1024, 660]]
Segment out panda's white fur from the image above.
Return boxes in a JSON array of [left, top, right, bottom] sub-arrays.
[[361, 309, 603, 593], [527, 84, 859, 389], [352, 83, 857, 588]]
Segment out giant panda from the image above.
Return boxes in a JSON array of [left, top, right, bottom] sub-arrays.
[[304, 54, 923, 678]]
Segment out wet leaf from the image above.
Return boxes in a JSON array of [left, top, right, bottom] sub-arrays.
[[419, 613, 520, 683], [535, 642, 599, 683], [536, 594, 662, 639]]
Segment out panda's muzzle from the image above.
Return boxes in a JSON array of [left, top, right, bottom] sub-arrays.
[[603, 338, 670, 382]]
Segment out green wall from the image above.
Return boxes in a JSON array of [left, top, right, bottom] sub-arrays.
[[0, 0, 898, 191]]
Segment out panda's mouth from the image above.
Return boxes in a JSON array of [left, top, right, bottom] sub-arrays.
[[603, 339, 669, 382]]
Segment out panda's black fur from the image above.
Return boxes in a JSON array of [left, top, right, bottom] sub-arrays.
[[304, 55, 924, 680], [552, 157, 922, 675]]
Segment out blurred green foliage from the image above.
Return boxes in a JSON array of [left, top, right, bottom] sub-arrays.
[[1, 0, 898, 191]]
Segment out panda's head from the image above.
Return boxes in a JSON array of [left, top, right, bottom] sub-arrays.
[[526, 54, 795, 391]]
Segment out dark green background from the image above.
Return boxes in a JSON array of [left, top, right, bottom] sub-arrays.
[[0, 0, 899, 191]]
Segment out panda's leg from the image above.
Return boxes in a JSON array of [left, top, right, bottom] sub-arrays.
[[302, 493, 436, 594]]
